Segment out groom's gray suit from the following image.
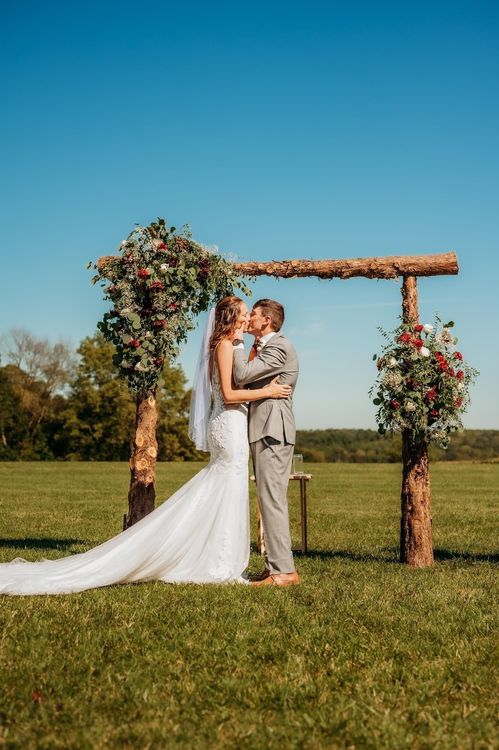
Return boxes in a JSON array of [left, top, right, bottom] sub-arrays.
[[233, 333, 299, 574]]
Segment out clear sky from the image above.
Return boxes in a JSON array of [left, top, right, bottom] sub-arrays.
[[1, 1, 498, 429]]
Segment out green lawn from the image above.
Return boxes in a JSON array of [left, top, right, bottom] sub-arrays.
[[0, 462, 497, 750]]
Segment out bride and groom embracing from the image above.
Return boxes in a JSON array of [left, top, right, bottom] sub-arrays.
[[0, 297, 299, 595]]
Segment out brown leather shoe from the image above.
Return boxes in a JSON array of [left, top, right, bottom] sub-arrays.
[[251, 572, 300, 587], [249, 569, 271, 582]]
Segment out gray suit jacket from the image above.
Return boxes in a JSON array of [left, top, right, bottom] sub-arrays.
[[232, 333, 299, 444]]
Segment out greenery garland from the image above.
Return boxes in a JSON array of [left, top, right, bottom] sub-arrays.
[[370, 317, 478, 448], [90, 219, 250, 396]]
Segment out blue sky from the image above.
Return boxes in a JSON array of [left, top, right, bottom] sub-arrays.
[[1, 1, 498, 428]]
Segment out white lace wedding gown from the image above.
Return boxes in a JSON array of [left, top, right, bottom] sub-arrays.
[[0, 365, 250, 594]]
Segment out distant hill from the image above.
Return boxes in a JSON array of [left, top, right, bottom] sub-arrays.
[[295, 429, 499, 463]]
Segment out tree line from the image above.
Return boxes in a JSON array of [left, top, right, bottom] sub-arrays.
[[295, 428, 499, 463], [1, 329, 496, 462], [0, 330, 204, 461]]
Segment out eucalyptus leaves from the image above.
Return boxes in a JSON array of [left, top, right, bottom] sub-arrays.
[[90, 219, 249, 396], [371, 317, 478, 448]]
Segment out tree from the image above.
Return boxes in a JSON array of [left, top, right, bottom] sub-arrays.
[[60, 334, 136, 460], [1, 329, 76, 451], [59, 332, 202, 462], [0, 366, 31, 459], [157, 363, 205, 461]]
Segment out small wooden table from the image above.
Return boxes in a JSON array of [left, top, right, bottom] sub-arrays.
[[250, 473, 312, 554]]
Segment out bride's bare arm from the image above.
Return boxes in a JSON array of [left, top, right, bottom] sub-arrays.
[[216, 340, 291, 404]]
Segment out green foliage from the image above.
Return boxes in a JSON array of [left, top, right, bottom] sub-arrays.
[[0, 333, 204, 461], [91, 219, 250, 396], [370, 317, 478, 448], [0, 462, 497, 749]]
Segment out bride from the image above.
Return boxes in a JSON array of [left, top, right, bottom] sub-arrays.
[[0, 296, 291, 595]]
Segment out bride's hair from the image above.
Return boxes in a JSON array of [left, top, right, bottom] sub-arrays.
[[209, 295, 244, 355]]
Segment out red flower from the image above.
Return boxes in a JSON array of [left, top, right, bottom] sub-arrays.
[[137, 268, 150, 279], [153, 357, 164, 366], [398, 333, 412, 343], [129, 339, 141, 348], [425, 387, 438, 401], [168, 303, 177, 311], [435, 351, 444, 361], [149, 281, 164, 292], [413, 337, 424, 348], [439, 361, 448, 372], [430, 409, 439, 417], [454, 352, 463, 361], [153, 319, 166, 329], [414, 324, 424, 332], [156, 242, 167, 251], [108, 285, 117, 294], [391, 399, 400, 410], [454, 397, 463, 407], [457, 370, 465, 380], [448, 367, 455, 377]]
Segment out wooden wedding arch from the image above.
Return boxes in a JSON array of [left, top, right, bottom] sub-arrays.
[[99, 249, 459, 568]]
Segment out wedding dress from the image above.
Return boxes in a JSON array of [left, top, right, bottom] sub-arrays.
[[0, 363, 250, 595]]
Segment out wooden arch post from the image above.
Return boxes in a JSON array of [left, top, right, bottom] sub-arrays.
[[400, 276, 433, 567]]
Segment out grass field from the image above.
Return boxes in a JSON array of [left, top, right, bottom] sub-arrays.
[[0, 462, 497, 750]]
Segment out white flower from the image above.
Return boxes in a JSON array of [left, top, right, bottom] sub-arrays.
[[134, 362, 145, 371], [404, 400, 417, 412], [420, 346, 430, 357], [422, 323, 433, 333], [160, 263, 169, 272], [436, 329, 456, 346], [382, 371, 403, 389], [387, 357, 399, 368], [120, 307, 131, 316], [457, 382, 464, 392]]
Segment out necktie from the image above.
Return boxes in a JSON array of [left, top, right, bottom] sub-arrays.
[[249, 340, 260, 362]]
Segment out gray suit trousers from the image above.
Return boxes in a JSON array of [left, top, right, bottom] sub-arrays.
[[251, 437, 295, 574]]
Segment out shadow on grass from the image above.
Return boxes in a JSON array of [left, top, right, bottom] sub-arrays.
[[433, 548, 499, 563], [252, 545, 499, 565], [0, 538, 87, 552]]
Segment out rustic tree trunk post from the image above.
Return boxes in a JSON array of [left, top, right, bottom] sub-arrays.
[[126, 392, 158, 527], [400, 276, 434, 567]]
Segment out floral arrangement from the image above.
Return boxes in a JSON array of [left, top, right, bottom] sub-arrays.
[[90, 218, 250, 396], [370, 317, 478, 447]]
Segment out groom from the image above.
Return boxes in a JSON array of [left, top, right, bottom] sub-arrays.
[[232, 299, 300, 587]]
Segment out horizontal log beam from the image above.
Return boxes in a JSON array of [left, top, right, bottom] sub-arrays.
[[97, 251, 458, 280], [232, 252, 458, 280]]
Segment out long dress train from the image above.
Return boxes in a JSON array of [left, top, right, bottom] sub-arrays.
[[0, 366, 250, 594]]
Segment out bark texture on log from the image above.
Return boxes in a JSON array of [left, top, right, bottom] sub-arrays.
[[233, 252, 458, 280], [400, 276, 434, 567], [126, 393, 158, 527], [98, 251, 458, 280]]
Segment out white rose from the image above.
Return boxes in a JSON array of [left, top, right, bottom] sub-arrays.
[[404, 400, 416, 412], [160, 263, 168, 272], [422, 323, 433, 333], [420, 346, 430, 357]]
